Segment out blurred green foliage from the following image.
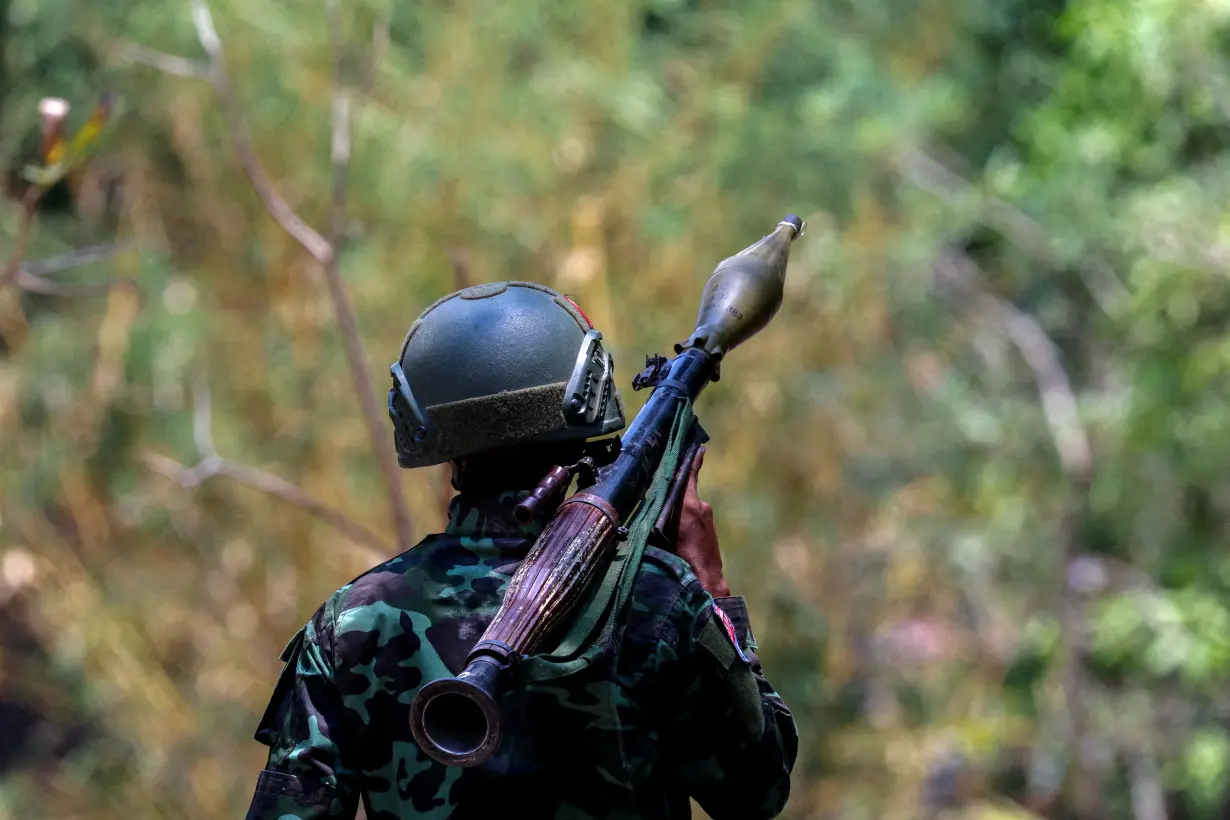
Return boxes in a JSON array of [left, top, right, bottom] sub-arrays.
[[3, 0, 1230, 818]]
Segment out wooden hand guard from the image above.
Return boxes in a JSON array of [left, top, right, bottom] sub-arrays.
[[472, 493, 620, 663]]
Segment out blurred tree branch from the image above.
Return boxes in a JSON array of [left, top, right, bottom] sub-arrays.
[[936, 251, 1099, 817], [141, 379, 390, 564], [112, 42, 211, 80], [187, 0, 331, 261], [936, 253, 1092, 481], [360, 15, 390, 94], [13, 241, 137, 296], [899, 145, 1129, 316], [1126, 749, 1167, 820], [165, 0, 415, 551], [20, 240, 135, 277], [14, 269, 135, 298]]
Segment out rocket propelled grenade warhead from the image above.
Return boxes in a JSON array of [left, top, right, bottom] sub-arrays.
[[677, 214, 805, 365]]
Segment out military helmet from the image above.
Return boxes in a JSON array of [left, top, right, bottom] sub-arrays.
[[388, 281, 626, 468]]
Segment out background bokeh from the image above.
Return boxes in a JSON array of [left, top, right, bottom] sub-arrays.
[[4, 0, 1230, 817]]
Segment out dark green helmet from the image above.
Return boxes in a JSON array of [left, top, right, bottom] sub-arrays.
[[387, 281, 626, 468]]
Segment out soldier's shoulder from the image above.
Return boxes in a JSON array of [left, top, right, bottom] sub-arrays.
[[328, 549, 415, 613], [623, 546, 708, 641], [639, 546, 702, 589], [314, 536, 455, 631]]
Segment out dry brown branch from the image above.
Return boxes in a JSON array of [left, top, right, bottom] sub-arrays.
[[141, 380, 390, 563], [320, 0, 414, 551], [936, 251, 1098, 816], [899, 145, 1129, 316], [183, 0, 414, 550], [187, 0, 332, 263]]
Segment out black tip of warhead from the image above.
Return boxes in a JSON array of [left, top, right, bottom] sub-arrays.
[[779, 214, 806, 239]]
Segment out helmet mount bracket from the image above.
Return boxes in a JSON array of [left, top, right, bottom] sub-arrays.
[[563, 329, 613, 427], [389, 361, 438, 457]]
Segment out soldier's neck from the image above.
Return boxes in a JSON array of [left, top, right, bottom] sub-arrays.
[[449, 442, 591, 494]]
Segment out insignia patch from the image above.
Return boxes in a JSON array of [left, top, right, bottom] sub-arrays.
[[713, 605, 750, 665]]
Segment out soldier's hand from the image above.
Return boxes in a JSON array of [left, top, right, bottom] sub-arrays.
[[676, 446, 732, 598]]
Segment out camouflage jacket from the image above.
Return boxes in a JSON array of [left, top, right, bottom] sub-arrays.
[[244, 491, 798, 820]]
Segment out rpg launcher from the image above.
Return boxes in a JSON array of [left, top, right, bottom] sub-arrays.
[[408, 214, 806, 767]]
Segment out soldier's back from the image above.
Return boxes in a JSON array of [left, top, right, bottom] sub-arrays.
[[257, 490, 707, 820]]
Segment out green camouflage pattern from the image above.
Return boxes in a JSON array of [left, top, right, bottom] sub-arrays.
[[244, 490, 797, 820]]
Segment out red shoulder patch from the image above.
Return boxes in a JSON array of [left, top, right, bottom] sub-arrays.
[[713, 605, 750, 665]]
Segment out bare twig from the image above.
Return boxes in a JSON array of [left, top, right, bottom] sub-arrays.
[[191, 373, 217, 457], [360, 14, 390, 94], [187, 0, 332, 263], [899, 145, 1129, 316], [937, 253, 1093, 481], [13, 241, 138, 296], [937, 251, 1098, 816], [112, 42, 211, 80], [21, 240, 136, 276], [14, 269, 135, 297], [142, 381, 390, 562], [142, 450, 223, 489], [1126, 750, 1168, 820], [181, 0, 414, 550], [144, 451, 389, 564], [321, 0, 413, 550], [189, 0, 223, 62], [329, 91, 352, 239]]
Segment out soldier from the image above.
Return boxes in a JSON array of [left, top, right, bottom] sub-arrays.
[[243, 281, 798, 820]]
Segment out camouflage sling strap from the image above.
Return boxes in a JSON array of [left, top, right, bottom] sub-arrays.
[[518, 394, 697, 682]]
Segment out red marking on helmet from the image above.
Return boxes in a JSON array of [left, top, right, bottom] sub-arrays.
[[563, 294, 593, 328]]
